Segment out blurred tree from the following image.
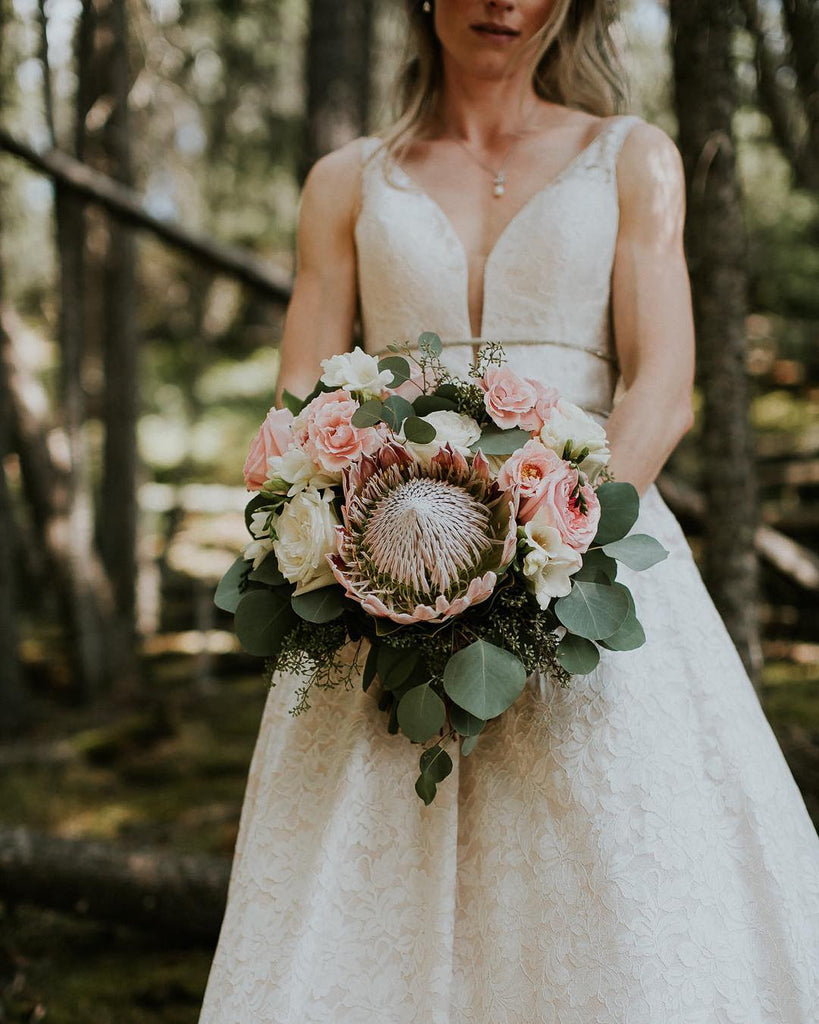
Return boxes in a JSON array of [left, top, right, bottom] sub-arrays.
[[300, 0, 375, 181], [669, 0, 763, 689]]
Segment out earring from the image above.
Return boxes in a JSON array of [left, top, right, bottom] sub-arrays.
[[422, 1, 431, 11]]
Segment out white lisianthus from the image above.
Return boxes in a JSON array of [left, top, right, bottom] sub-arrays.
[[242, 510, 276, 569], [539, 399, 610, 483], [320, 346, 394, 398], [397, 410, 481, 466], [267, 446, 341, 496], [272, 487, 340, 595], [520, 509, 583, 607]]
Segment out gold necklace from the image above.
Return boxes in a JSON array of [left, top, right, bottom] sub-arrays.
[[446, 103, 540, 198]]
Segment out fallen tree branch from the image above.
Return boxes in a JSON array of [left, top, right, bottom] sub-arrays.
[[0, 127, 292, 303], [0, 824, 229, 945]]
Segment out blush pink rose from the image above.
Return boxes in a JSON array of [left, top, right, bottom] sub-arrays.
[[531, 380, 560, 428], [243, 406, 295, 491], [300, 389, 383, 473], [496, 439, 567, 522], [502, 441, 601, 552], [480, 365, 540, 430]]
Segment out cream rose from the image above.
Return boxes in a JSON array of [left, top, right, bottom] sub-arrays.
[[242, 509, 276, 569], [267, 446, 341, 497], [397, 410, 481, 466], [320, 347, 394, 398], [539, 399, 611, 483], [272, 487, 340, 595]]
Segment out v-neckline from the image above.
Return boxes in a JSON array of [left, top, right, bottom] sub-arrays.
[[391, 116, 621, 339]]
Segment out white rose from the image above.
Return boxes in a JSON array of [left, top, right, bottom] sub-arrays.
[[319, 346, 393, 398], [397, 410, 481, 466], [242, 510, 276, 569], [267, 446, 341, 496], [272, 487, 340, 595], [539, 399, 610, 483], [520, 509, 583, 608]]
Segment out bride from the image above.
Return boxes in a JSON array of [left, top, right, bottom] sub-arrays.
[[199, 1, 819, 1021]]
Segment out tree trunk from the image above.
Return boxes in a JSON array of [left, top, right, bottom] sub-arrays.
[[299, 0, 375, 182], [668, 0, 763, 690], [97, 0, 139, 656], [0, 825, 229, 945]]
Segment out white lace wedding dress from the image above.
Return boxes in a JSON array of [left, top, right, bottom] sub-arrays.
[[198, 114, 819, 1023]]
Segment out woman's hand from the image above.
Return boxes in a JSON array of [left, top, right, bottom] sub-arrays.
[[274, 138, 367, 407], [607, 120, 696, 497]]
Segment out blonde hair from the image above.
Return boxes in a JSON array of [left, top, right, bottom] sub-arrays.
[[368, 0, 630, 183]]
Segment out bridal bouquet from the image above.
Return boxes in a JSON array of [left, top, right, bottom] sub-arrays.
[[215, 333, 668, 804]]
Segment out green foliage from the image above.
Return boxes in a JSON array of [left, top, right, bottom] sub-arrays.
[[290, 585, 346, 623], [591, 482, 640, 545], [442, 639, 527, 719], [601, 534, 668, 571], [553, 580, 631, 641]]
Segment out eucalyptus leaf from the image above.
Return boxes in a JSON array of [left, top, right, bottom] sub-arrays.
[[419, 744, 453, 783], [234, 589, 297, 657], [291, 585, 345, 623], [387, 700, 400, 734], [378, 355, 412, 387], [592, 481, 640, 545], [434, 384, 461, 402], [403, 415, 437, 443], [281, 388, 306, 415], [442, 639, 527, 719], [415, 772, 437, 804], [377, 645, 422, 691], [597, 587, 646, 651], [601, 533, 669, 571], [575, 547, 618, 583], [553, 579, 631, 640], [469, 426, 532, 456], [214, 556, 251, 613], [249, 556, 286, 587], [413, 394, 458, 416], [449, 703, 486, 737], [418, 331, 443, 355], [382, 394, 415, 430], [362, 643, 379, 693], [351, 399, 385, 427], [461, 733, 480, 756], [555, 632, 600, 674], [397, 683, 446, 742]]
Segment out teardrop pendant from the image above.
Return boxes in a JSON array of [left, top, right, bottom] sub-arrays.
[[493, 172, 506, 197]]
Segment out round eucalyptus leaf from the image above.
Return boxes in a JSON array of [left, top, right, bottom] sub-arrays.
[[449, 702, 486, 737], [235, 589, 297, 657], [601, 533, 669, 571], [592, 482, 640, 545], [575, 547, 618, 583], [351, 399, 385, 427], [377, 355, 412, 387], [597, 586, 646, 651], [553, 579, 631, 640], [249, 556, 286, 587], [214, 556, 251, 613], [382, 394, 415, 430], [555, 632, 600, 674], [418, 331, 442, 355], [397, 683, 446, 742], [377, 645, 422, 691], [419, 744, 453, 783], [290, 585, 345, 623], [469, 427, 532, 456], [413, 394, 458, 416], [403, 415, 437, 443], [461, 733, 480, 756], [434, 383, 460, 402], [442, 639, 527, 719]]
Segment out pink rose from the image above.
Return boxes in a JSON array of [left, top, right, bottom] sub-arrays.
[[299, 389, 383, 473], [243, 406, 295, 491], [531, 379, 560, 428], [480, 365, 540, 430], [497, 440, 567, 522], [499, 439, 601, 551]]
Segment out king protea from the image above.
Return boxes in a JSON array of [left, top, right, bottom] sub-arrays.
[[328, 440, 518, 624]]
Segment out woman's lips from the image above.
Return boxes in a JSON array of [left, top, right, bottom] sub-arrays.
[[470, 24, 520, 42]]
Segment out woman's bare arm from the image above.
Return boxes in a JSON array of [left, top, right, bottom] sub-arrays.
[[605, 120, 696, 497], [273, 137, 366, 407]]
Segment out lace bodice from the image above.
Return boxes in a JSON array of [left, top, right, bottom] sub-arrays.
[[354, 114, 643, 422]]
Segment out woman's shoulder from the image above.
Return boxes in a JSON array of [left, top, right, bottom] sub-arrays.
[[614, 114, 686, 221], [300, 135, 380, 226]]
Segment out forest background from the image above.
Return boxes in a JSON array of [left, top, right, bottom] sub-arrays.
[[1, 0, 819, 1019]]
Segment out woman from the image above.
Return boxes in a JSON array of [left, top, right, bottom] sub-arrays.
[[199, 1, 819, 1020]]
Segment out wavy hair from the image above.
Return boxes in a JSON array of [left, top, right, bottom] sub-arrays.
[[367, 0, 630, 184]]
